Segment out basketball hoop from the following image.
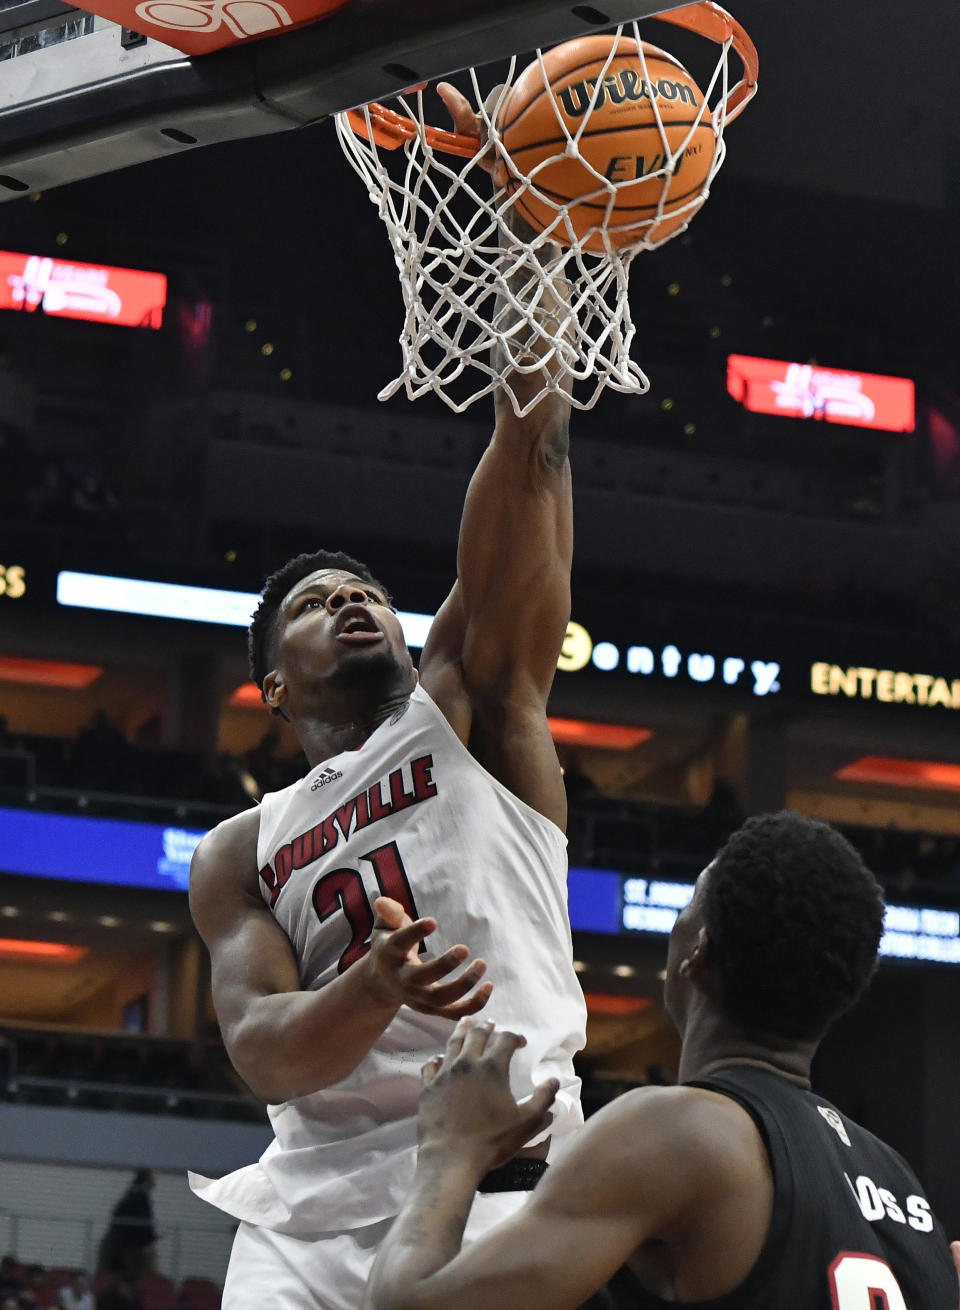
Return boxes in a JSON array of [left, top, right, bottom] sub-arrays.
[[336, 2, 757, 415]]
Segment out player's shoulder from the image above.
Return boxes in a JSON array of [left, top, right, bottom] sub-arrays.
[[597, 1080, 753, 1119], [541, 1084, 767, 1220], [189, 807, 264, 938], [190, 806, 262, 886], [578, 1083, 761, 1166]]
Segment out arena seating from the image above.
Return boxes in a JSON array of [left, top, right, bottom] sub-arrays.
[[0, 1026, 265, 1122], [0, 1259, 221, 1310]]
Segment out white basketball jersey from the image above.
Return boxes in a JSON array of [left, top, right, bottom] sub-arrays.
[[191, 682, 586, 1234]]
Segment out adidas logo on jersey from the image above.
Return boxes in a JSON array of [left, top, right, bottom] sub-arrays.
[[818, 1105, 851, 1146], [310, 766, 344, 791]]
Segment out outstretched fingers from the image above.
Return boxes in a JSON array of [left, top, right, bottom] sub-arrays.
[[379, 914, 438, 960], [436, 81, 506, 179], [408, 943, 472, 984], [420, 973, 493, 1019], [371, 895, 409, 930], [437, 82, 483, 139]]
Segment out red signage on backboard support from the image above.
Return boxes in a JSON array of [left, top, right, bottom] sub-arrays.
[[727, 355, 915, 433], [77, 0, 351, 56], [1, 250, 167, 328]]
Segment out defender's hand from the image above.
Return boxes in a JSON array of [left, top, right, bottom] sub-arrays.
[[952, 1239, 960, 1281], [418, 1017, 559, 1174], [362, 897, 493, 1019]]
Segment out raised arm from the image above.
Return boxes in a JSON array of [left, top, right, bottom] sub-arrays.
[[189, 811, 493, 1104], [418, 87, 573, 827]]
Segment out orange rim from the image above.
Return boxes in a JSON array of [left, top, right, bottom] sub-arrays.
[[654, 1, 758, 124], [345, 103, 481, 156], [346, 0, 758, 154]]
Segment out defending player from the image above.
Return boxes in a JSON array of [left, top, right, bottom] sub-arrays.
[[188, 86, 587, 1310], [362, 812, 958, 1310]]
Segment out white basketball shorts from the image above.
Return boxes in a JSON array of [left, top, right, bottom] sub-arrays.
[[222, 1189, 530, 1310]]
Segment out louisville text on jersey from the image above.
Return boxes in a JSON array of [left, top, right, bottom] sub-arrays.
[[258, 754, 438, 906]]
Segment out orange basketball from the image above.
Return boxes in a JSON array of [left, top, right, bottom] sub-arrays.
[[496, 35, 716, 252]]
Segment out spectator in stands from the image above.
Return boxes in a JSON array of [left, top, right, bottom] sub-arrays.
[[97, 1170, 157, 1284], [15, 1265, 44, 1310], [58, 1273, 94, 1310], [0, 715, 29, 790], [94, 1279, 142, 1310], [70, 711, 130, 793], [0, 1258, 22, 1304], [700, 777, 743, 845]]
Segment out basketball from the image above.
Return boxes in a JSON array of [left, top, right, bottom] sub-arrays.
[[496, 34, 717, 252]]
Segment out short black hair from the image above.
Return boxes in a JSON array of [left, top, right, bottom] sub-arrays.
[[702, 811, 886, 1041], [247, 549, 390, 693]]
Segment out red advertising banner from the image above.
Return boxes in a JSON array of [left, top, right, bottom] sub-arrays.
[[78, 0, 350, 56], [1, 250, 167, 328], [727, 354, 915, 433]]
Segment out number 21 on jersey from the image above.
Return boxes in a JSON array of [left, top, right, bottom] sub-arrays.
[[312, 840, 421, 972], [829, 1253, 906, 1309]]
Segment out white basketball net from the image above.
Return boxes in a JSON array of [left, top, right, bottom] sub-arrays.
[[335, 17, 738, 415]]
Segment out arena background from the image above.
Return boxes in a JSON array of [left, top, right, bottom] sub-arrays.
[[1, 0, 960, 1299]]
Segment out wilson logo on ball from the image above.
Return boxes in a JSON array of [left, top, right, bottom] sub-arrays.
[[557, 71, 699, 118]]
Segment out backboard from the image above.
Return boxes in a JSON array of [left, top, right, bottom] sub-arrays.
[[0, 0, 689, 200]]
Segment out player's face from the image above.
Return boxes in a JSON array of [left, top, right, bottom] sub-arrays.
[[271, 569, 413, 701], [662, 863, 711, 1031]]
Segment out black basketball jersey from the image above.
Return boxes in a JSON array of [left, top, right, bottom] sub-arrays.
[[627, 1064, 957, 1309]]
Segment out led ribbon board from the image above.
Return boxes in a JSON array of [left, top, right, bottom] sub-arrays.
[[1, 250, 166, 327], [727, 355, 915, 433], [56, 573, 779, 696], [2, 811, 955, 965], [811, 662, 960, 712], [56, 571, 433, 648], [0, 807, 203, 891], [567, 867, 960, 965]]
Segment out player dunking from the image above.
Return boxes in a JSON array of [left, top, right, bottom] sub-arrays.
[[362, 812, 958, 1310], [188, 86, 587, 1310]]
